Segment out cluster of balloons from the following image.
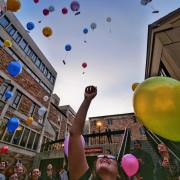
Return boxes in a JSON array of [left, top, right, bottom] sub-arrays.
[[7, 117, 20, 133], [133, 76, 180, 141], [42, 5, 55, 16], [7, 60, 22, 77]]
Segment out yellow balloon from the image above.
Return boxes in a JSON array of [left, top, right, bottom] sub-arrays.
[[16, 126, 22, 131], [42, 27, 53, 38], [133, 77, 180, 141], [4, 40, 12, 48], [6, 0, 21, 12], [26, 117, 33, 126], [132, 83, 139, 91]]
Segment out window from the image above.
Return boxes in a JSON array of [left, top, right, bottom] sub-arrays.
[[12, 125, 24, 145], [35, 58, 41, 67], [0, 101, 5, 113], [47, 71, 51, 80], [27, 131, 36, 149], [0, 16, 10, 28], [26, 46, 32, 56], [139, 127, 146, 135], [0, 118, 7, 140], [40, 62, 45, 72], [29, 103, 35, 116], [158, 61, 170, 77], [30, 51, 37, 62], [19, 39, 27, 50], [12, 91, 22, 108], [13, 32, 22, 43], [6, 24, 16, 36], [50, 75, 55, 84], [43, 68, 48, 76], [20, 128, 30, 147], [33, 134, 40, 150], [0, 83, 13, 101], [107, 119, 113, 125]]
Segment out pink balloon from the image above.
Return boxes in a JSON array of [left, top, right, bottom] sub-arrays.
[[0, 145, 9, 154], [121, 154, 139, 177], [64, 134, 85, 157]]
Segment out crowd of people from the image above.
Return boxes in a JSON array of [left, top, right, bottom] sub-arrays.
[[1, 86, 180, 180]]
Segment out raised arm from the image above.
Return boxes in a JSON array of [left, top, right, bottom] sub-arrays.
[[68, 86, 97, 180]]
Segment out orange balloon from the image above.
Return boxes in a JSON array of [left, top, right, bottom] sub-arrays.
[[42, 27, 53, 37], [26, 117, 33, 126], [6, 0, 21, 12]]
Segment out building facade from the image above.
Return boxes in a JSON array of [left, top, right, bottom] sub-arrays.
[[0, 11, 75, 170]]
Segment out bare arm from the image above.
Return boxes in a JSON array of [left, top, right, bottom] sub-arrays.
[[69, 86, 97, 180]]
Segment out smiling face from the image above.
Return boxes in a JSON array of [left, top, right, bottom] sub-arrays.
[[95, 155, 118, 178]]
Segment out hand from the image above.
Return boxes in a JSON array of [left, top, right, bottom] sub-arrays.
[[84, 86, 97, 101]]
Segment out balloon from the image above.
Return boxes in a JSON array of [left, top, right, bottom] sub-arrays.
[[42, 27, 52, 37], [133, 77, 180, 141], [7, 60, 22, 77], [65, 44, 72, 51], [121, 154, 139, 177], [82, 62, 87, 68], [4, 40, 12, 48], [43, 8, 49, 16], [83, 28, 88, 34], [70, 1, 80, 12], [4, 91, 13, 100], [64, 134, 85, 157], [38, 106, 46, 117], [132, 83, 139, 91], [152, 10, 159, 13], [43, 96, 49, 101], [140, 0, 152, 5], [34, 0, 39, 3], [26, 22, 35, 31], [62, 7, 68, 15], [7, 117, 20, 133], [6, 0, 21, 12], [48, 5, 55, 12], [0, 146, 9, 154], [90, 22, 97, 30], [25, 117, 33, 126], [106, 17, 112, 23]]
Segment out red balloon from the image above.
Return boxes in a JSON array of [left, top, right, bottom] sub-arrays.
[[62, 7, 68, 14], [82, 62, 87, 68], [0, 146, 9, 153], [34, 0, 39, 3], [43, 8, 49, 16]]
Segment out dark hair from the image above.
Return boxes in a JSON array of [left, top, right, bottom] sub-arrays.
[[134, 140, 141, 146]]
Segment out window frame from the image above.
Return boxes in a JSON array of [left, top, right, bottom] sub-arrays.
[[0, 15, 10, 28], [6, 24, 16, 36], [11, 91, 22, 109]]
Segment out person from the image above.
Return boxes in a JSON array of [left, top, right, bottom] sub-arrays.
[[68, 85, 121, 180], [44, 164, 57, 180], [106, 128, 112, 143], [131, 140, 154, 180], [154, 143, 180, 180], [28, 168, 41, 180], [0, 161, 7, 180]]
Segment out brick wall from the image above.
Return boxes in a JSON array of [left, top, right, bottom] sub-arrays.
[[0, 75, 4, 85], [59, 116, 67, 139], [48, 103, 59, 125], [0, 48, 50, 108], [18, 95, 32, 116]]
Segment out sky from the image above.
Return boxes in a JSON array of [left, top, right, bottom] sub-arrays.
[[15, 0, 180, 118]]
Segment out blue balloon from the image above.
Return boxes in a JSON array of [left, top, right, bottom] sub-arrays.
[[4, 91, 13, 100], [83, 28, 88, 34], [26, 22, 35, 31], [7, 61, 22, 77], [65, 44, 72, 51], [7, 117, 19, 133]]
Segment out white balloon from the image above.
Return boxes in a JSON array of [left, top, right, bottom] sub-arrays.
[[38, 107, 46, 116], [43, 96, 49, 101]]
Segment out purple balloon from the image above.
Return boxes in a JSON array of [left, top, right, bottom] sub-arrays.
[[70, 1, 80, 12], [121, 154, 139, 177], [64, 134, 85, 157]]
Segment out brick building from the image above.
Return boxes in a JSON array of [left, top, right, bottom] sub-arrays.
[[0, 11, 75, 169], [89, 113, 146, 145]]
